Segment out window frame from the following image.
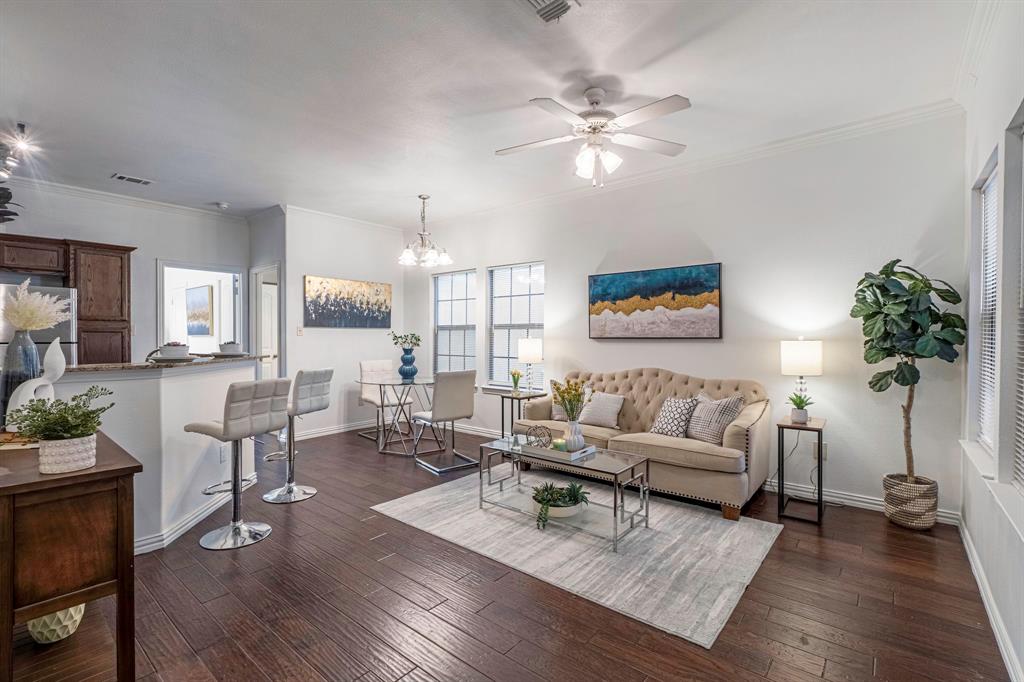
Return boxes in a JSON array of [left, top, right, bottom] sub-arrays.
[[432, 269, 477, 374], [487, 261, 544, 389], [977, 168, 1001, 452]]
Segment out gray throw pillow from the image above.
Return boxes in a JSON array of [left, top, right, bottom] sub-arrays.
[[686, 392, 745, 445], [579, 391, 625, 429], [650, 396, 699, 438]]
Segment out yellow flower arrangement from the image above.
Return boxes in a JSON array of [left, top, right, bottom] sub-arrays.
[[552, 378, 588, 422]]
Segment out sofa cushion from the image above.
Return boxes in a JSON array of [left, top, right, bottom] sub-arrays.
[[608, 431, 746, 474], [687, 393, 745, 445], [513, 419, 621, 448], [650, 396, 699, 438], [580, 391, 625, 428]]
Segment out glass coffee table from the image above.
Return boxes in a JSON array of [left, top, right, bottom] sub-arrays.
[[478, 435, 651, 552]]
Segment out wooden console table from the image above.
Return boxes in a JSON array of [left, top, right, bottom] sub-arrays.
[[0, 432, 141, 680]]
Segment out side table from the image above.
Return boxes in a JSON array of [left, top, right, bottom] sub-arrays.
[[777, 416, 826, 524], [481, 388, 547, 438]]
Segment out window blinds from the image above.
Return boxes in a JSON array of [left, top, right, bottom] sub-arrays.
[[978, 172, 999, 450], [488, 263, 544, 387], [433, 270, 476, 373]]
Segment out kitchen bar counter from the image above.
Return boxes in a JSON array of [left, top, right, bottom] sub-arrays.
[[65, 355, 265, 372], [56, 357, 260, 552]]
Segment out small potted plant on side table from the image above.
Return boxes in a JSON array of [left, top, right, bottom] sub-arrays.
[[510, 368, 523, 394], [6, 385, 115, 474], [532, 481, 589, 529], [787, 393, 814, 424]]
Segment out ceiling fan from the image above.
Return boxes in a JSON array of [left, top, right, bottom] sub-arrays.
[[496, 87, 691, 186]]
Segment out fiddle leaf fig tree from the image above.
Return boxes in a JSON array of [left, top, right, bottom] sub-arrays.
[[851, 259, 965, 482]]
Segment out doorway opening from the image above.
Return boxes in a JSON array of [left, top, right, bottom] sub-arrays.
[[158, 261, 243, 354], [251, 264, 281, 379]]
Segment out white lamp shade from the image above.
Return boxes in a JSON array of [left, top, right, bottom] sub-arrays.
[[518, 338, 543, 364], [780, 339, 823, 376]]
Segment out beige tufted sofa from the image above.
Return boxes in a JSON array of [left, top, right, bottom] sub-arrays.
[[513, 368, 771, 520]]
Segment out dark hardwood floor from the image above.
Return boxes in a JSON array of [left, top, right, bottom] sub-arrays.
[[12, 429, 1009, 681]]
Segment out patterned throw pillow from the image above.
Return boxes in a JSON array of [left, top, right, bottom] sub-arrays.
[[580, 391, 626, 429], [650, 396, 699, 438], [686, 392, 745, 445]]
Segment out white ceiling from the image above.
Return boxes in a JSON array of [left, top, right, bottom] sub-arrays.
[[0, 0, 974, 227]]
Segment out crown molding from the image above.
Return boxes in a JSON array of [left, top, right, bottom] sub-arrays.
[[441, 98, 965, 225], [284, 203, 403, 234], [5, 176, 246, 223], [953, 0, 1001, 105]]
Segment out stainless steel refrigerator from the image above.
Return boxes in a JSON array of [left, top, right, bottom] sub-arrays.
[[0, 285, 78, 366]]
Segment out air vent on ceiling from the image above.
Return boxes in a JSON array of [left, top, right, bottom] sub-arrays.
[[110, 172, 153, 186], [523, 0, 577, 23]]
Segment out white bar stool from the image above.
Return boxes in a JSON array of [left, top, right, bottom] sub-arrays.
[[185, 377, 291, 550], [263, 368, 333, 504]]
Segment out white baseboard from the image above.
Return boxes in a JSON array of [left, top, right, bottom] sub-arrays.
[[960, 518, 1024, 681], [453, 423, 502, 440], [134, 472, 258, 554], [761, 478, 961, 526], [295, 418, 377, 441]]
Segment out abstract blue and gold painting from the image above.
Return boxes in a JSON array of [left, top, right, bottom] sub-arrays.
[[588, 263, 721, 339]]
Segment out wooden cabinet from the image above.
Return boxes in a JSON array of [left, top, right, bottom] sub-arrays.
[[68, 241, 135, 364], [0, 235, 66, 273]]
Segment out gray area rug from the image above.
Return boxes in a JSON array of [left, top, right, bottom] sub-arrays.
[[372, 467, 782, 648]]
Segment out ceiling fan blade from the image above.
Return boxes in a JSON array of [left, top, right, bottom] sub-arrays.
[[495, 134, 577, 156], [530, 98, 587, 125], [613, 95, 691, 129], [609, 132, 686, 156]]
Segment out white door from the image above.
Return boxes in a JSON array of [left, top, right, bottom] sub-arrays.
[[260, 282, 279, 378]]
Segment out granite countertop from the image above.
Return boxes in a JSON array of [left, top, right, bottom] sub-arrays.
[[65, 355, 265, 373]]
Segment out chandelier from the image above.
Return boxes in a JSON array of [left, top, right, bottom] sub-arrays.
[[399, 194, 452, 267]]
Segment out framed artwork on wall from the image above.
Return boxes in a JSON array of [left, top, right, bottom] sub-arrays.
[[303, 274, 392, 328], [588, 262, 722, 339], [185, 285, 214, 336]]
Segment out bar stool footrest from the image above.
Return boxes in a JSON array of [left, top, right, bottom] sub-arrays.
[[201, 480, 234, 496], [262, 451, 288, 461]]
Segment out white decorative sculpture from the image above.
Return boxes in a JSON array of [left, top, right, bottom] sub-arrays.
[[6, 337, 66, 432]]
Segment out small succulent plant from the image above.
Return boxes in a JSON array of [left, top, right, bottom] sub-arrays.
[[532, 481, 589, 529]]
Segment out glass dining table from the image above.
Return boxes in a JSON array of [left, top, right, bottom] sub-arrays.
[[355, 375, 434, 456]]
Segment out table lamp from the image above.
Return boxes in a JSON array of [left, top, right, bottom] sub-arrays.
[[780, 337, 822, 422], [518, 338, 543, 392]]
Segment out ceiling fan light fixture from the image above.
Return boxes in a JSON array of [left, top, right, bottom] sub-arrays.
[[4, 155, 18, 169], [601, 148, 622, 174]]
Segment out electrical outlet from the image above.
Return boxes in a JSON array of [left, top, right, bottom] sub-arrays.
[[807, 441, 828, 461], [296, 326, 304, 336]]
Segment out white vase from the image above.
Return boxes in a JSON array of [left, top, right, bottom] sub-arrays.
[[27, 604, 85, 643], [564, 421, 585, 451], [38, 434, 97, 474]]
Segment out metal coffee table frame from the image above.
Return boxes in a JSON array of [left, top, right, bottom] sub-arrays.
[[478, 439, 650, 552]]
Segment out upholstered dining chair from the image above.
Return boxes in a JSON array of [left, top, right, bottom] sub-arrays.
[[411, 369, 477, 475], [358, 359, 412, 442]]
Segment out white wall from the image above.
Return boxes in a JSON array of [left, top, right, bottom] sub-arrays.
[[248, 205, 287, 375], [2, 179, 250, 361], [404, 112, 966, 514], [958, 2, 1024, 679], [284, 206, 405, 437]]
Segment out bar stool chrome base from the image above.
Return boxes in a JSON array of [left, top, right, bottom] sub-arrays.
[[263, 482, 317, 504], [200, 520, 272, 550]]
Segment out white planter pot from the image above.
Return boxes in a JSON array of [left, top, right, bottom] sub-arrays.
[[790, 408, 809, 424], [532, 500, 584, 518], [219, 342, 242, 354], [27, 604, 85, 643], [160, 344, 189, 358], [38, 434, 97, 474]]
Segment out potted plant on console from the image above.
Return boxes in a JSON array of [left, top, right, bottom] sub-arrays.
[[389, 331, 421, 383], [851, 259, 964, 530], [7, 385, 115, 474]]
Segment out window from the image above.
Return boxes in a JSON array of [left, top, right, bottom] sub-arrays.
[[488, 262, 544, 387], [433, 270, 476, 372], [978, 171, 999, 450]]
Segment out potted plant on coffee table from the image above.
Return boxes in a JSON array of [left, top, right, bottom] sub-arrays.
[[850, 259, 964, 530], [532, 481, 589, 529]]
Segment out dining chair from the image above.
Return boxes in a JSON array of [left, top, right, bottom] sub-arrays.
[[358, 359, 412, 442], [411, 369, 478, 474]]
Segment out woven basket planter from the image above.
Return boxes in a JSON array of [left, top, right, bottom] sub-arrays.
[[882, 474, 937, 530]]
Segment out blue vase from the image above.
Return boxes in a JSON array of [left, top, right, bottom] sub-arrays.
[[398, 347, 417, 384], [1, 330, 40, 427]]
